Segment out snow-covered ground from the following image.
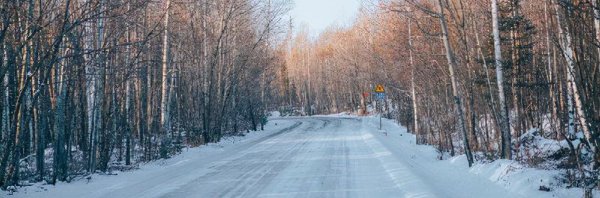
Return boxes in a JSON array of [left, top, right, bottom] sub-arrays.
[[7, 115, 596, 197], [361, 116, 597, 198]]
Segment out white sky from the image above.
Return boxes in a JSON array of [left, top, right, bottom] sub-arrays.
[[290, 0, 361, 37]]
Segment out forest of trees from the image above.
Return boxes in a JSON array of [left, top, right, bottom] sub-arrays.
[[278, 0, 599, 195], [1, 0, 599, 196], [0, 0, 291, 189]]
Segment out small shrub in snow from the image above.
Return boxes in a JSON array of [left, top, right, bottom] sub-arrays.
[[538, 185, 551, 191], [517, 129, 566, 168]]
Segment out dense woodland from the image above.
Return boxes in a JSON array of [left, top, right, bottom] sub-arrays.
[[1, 0, 599, 196], [0, 0, 291, 189], [278, 0, 599, 195]]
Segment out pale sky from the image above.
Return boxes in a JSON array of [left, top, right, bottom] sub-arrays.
[[290, 0, 361, 37]]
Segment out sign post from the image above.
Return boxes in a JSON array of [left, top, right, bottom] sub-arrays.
[[374, 84, 385, 130]]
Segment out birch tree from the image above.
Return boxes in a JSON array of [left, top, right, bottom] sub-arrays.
[[491, 0, 512, 160], [161, 0, 171, 135], [435, 0, 474, 167]]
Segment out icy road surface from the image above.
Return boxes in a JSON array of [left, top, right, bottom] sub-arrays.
[[12, 117, 525, 198]]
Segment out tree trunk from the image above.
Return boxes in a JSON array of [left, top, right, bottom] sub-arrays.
[[544, 1, 560, 138], [492, 0, 512, 160], [593, 0, 600, 66], [53, 66, 67, 182], [161, 0, 171, 134], [409, 19, 419, 143], [436, 0, 473, 167], [0, 43, 17, 189]]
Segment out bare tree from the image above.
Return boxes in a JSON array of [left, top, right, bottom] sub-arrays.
[[491, 0, 512, 160]]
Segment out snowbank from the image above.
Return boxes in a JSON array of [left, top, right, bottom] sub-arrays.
[[6, 119, 300, 197], [268, 111, 281, 118], [367, 116, 598, 198]]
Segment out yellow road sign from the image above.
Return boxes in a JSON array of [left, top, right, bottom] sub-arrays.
[[375, 84, 385, 93]]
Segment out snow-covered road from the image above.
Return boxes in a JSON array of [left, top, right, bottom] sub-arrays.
[[12, 117, 526, 198]]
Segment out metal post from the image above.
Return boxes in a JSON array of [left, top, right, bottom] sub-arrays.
[[379, 114, 382, 130]]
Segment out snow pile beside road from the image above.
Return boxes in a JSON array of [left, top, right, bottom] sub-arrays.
[[7, 119, 299, 198], [317, 112, 354, 117], [268, 111, 281, 118], [361, 116, 524, 197], [457, 157, 587, 198], [366, 116, 597, 198]]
